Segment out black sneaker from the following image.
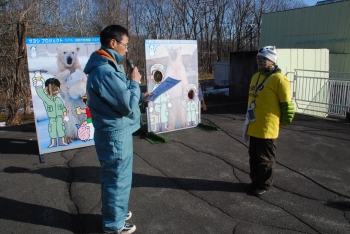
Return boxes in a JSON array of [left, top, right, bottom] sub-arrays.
[[253, 188, 267, 197], [118, 223, 136, 234]]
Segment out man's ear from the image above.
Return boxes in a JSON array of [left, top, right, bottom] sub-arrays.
[[109, 39, 116, 48]]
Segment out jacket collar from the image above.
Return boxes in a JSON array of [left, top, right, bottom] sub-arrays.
[[259, 65, 281, 76], [96, 46, 124, 64]]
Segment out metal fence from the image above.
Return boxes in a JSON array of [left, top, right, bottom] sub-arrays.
[[293, 69, 350, 117]]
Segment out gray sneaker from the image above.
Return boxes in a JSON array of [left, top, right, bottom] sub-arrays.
[[118, 223, 136, 234], [105, 212, 133, 234], [126, 211, 132, 221]]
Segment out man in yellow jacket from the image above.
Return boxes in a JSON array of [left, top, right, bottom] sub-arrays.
[[245, 46, 294, 197]]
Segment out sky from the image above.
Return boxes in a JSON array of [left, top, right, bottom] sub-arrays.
[[303, 0, 322, 6]]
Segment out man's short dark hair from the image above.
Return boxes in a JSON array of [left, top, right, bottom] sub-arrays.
[[100, 25, 129, 47]]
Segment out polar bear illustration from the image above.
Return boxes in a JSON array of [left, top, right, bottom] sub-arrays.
[[55, 44, 87, 143], [164, 45, 188, 130], [149, 44, 155, 56], [30, 46, 37, 58]]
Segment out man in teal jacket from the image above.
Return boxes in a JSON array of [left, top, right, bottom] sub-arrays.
[[84, 25, 150, 234]]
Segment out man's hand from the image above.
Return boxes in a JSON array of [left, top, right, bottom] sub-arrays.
[[142, 92, 152, 102], [131, 67, 142, 83]]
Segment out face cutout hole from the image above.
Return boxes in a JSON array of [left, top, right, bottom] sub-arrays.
[[153, 70, 163, 83], [188, 90, 195, 100], [46, 84, 60, 97]]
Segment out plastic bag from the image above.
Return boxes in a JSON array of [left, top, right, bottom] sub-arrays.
[[242, 114, 249, 143]]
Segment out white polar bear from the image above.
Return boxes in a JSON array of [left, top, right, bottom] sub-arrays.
[[55, 44, 87, 143], [164, 45, 188, 130]]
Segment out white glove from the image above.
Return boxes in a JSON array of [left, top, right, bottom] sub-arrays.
[[242, 115, 250, 143], [168, 103, 172, 108], [64, 116, 69, 122], [33, 77, 43, 87], [149, 107, 154, 113]]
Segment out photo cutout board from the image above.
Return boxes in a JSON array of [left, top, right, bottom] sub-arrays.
[[26, 37, 100, 155], [145, 40, 200, 134]]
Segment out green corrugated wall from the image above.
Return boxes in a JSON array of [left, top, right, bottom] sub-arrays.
[[259, 0, 350, 73]]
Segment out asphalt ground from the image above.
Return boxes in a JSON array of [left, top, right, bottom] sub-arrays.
[[1, 103, 350, 234]]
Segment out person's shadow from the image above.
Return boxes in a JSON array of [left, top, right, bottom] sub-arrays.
[[0, 137, 39, 155], [3, 166, 247, 233], [132, 173, 246, 193], [0, 196, 102, 233], [4, 166, 247, 193]]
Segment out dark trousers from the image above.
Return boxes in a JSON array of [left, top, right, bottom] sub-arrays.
[[248, 136, 277, 190]]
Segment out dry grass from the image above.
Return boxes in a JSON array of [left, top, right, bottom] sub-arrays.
[[0, 113, 35, 125], [199, 73, 214, 80]]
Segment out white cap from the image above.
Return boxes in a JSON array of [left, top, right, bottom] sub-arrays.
[[257, 46, 277, 63]]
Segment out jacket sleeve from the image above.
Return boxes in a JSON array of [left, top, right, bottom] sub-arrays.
[[279, 101, 295, 127], [275, 74, 294, 127]]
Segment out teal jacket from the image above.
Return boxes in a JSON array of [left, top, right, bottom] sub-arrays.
[[84, 46, 141, 136]]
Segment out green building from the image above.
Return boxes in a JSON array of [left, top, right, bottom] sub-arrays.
[[259, 0, 350, 73]]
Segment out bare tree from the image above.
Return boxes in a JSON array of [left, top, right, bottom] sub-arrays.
[[0, 0, 307, 125], [0, 0, 38, 125], [87, 0, 126, 35], [139, 0, 177, 39], [198, 2, 216, 73]]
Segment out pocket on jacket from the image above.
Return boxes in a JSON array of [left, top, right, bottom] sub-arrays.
[[61, 121, 66, 131]]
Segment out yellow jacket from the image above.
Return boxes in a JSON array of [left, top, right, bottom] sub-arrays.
[[247, 69, 293, 139]]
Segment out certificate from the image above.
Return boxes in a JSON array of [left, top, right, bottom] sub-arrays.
[[146, 77, 181, 101]]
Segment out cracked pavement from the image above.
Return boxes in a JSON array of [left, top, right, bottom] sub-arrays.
[[1, 104, 350, 233]]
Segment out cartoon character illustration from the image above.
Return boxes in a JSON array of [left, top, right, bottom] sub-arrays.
[[164, 45, 188, 130], [32, 72, 69, 148], [149, 44, 155, 56], [54, 44, 87, 143], [148, 64, 172, 132], [76, 124, 90, 142], [185, 84, 199, 126], [30, 46, 37, 58], [75, 102, 94, 141]]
